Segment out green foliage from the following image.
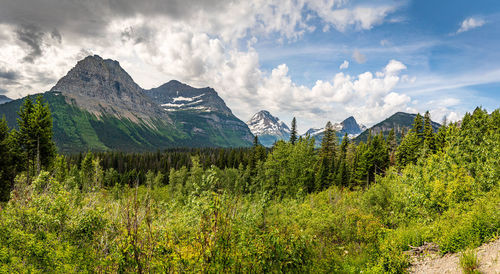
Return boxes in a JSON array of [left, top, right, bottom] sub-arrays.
[[289, 117, 297, 145], [459, 250, 480, 274], [1, 101, 500, 273], [0, 116, 16, 201]]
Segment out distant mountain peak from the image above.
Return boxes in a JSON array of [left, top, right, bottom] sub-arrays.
[[246, 110, 290, 146], [0, 95, 12, 105], [302, 116, 365, 145]]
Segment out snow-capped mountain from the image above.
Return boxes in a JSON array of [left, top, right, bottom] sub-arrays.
[[303, 116, 366, 145], [246, 110, 290, 147]]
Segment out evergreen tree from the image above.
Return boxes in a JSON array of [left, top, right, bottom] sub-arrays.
[[0, 117, 15, 201], [31, 96, 57, 172], [14, 96, 56, 184], [395, 131, 421, 168], [412, 113, 424, 139], [370, 132, 389, 181], [423, 111, 436, 153], [336, 133, 350, 186], [16, 96, 35, 184], [315, 122, 336, 191], [387, 128, 397, 165], [290, 117, 297, 145]]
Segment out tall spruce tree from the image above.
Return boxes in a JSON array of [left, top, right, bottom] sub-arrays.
[[413, 113, 424, 139], [315, 121, 336, 190], [0, 117, 15, 201], [15, 96, 56, 184], [290, 117, 298, 145], [387, 128, 397, 165], [423, 111, 436, 153], [336, 133, 350, 186]]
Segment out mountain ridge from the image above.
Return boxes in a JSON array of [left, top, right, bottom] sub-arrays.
[[0, 95, 11, 105]]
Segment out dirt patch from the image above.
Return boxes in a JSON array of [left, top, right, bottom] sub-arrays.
[[409, 238, 500, 274]]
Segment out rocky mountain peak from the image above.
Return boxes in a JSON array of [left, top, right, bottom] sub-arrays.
[[50, 55, 165, 121], [145, 81, 231, 115], [246, 110, 290, 146], [340, 116, 365, 135]]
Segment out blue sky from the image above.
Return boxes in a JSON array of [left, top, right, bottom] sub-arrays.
[[0, 0, 499, 131], [256, 1, 500, 117]]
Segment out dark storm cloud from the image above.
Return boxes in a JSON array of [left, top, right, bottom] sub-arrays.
[[0, 0, 230, 35], [16, 24, 45, 63], [0, 0, 231, 60], [0, 67, 20, 81]]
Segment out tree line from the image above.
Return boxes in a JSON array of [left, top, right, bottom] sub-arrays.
[[1, 94, 449, 201]]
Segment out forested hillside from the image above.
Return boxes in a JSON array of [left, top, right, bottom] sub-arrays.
[[0, 97, 499, 272]]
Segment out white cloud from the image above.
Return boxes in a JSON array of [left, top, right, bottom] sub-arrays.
[[380, 39, 390, 46], [352, 49, 366, 64], [457, 17, 485, 34], [339, 60, 349, 70], [307, 2, 399, 32]]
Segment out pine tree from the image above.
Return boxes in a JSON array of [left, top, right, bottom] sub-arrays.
[[395, 131, 421, 168], [336, 133, 350, 186], [290, 117, 297, 145], [412, 113, 424, 139], [15, 96, 56, 184], [32, 96, 57, 172], [16, 96, 35, 184], [0, 117, 15, 201], [315, 121, 336, 191], [423, 111, 436, 153], [387, 128, 397, 165]]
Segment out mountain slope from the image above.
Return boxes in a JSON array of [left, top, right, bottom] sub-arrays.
[[0, 95, 11, 105], [0, 92, 186, 153], [246, 110, 290, 147], [145, 80, 253, 147], [354, 112, 440, 143]]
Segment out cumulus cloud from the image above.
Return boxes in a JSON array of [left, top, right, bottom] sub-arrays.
[[352, 49, 366, 64], [339, 60, 349, 70], [457, 17, 485, 34]]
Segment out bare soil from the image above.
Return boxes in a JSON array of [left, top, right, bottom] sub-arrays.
[[409, 238, 500, 273]]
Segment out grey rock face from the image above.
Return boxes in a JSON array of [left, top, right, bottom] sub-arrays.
[[340, 116, 365, 135], [145, 80, 233, 116], [51, 55, 168, 122]]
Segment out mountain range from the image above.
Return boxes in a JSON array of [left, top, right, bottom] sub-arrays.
[[245, 111, 367, 147], [0, 55, 441, 152], [302, 116, 367, 145], [0, 55, 253, 152]]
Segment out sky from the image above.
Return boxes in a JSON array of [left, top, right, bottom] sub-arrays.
[[0, 0, 499, 133]]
